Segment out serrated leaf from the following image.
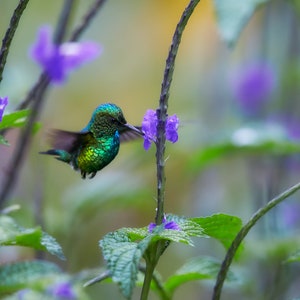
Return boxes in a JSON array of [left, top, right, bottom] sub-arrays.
[[0, 215, 65, 260], [41, 232, 65, 260], [0, 110, 30, 130], [122, 227, 149, 241], [166, 214, 207, 238], [155, 229, 194, 246], [100, 230, 152, 299], [0, 260, 61, 293], [164, 256, 237, 295], [213, 0, 270, 46], [191, 214, 242, 251]]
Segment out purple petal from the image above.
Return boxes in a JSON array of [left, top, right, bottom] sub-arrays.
[[148, 222, 156, 233], [166, 114, 179, 143], [142, 109, 158, 150], [29, 25, 101, 84], [0, 96, 8, 122], [164, 221, 180, 231], [30, 26, 55, 66], [61, 42, 101, 70], [49, 282, 75, 299]]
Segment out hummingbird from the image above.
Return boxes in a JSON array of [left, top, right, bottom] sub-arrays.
[[40, 103, 143, 179]]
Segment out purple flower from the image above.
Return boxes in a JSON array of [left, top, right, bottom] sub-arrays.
[[166, 114, 179, 143], [0, 96, 8, 122], [231, 62, 276, 115], [148, 216, 180, 233], [48, 282, 76, 299], [30, 26, 101, 84], [142, 109, 179, 150]]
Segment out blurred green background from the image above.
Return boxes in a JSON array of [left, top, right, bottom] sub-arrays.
[[1, 0, 300, 299]]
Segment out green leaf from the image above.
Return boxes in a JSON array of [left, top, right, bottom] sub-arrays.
[[167, 215, 207, 238], [213, 0, 270, 46], [40, 232, 65, 260], [100, 230, 152, 299], [0, 110, 30, 130], [164, 256, 237, 295], [0, 260, 61, 293], [0, 215, 65, 260], [191, 214, 242, 251], [189, 124, 300, 171]]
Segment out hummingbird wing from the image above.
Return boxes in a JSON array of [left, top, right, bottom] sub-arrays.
[[47, 129, 93, 152], [119, 126, 143, 143]]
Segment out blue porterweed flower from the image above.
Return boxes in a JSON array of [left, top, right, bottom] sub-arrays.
[[0, 96, 8, 122], [142, 109, 179, 150], [232, 62, 276, 116], [48, 281, 76, 299], [30, 25, 101, 84], [148, 216, 181, 233]]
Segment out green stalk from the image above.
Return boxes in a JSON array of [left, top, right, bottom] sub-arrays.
[[212, 181, 300, 300]]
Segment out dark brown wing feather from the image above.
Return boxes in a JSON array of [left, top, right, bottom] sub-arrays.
[[47, 129, 93, 152], [119, 126, 143, 143]]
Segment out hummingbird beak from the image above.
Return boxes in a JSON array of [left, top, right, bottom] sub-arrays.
[[124, 123, 143, 135]]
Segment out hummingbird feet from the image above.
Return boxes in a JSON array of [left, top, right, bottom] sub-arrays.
[[80, 171, 97, 179]]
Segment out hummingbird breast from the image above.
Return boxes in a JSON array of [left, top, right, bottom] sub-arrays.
[[76, 132, 120, 178]]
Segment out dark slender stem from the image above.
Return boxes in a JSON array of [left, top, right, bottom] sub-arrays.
[[212, 181, 300, 300], [0, 0, 30, 84], [155, 0, 200, 225], [140, 1, 201, 299], [69, 0, 107, 42], [53, 0, 75, 44]]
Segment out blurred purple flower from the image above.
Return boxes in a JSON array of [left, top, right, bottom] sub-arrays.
[[232, 62, 276, 115], [148, 216, 180, 233], [30, 25, 101, 84], [142, 109, 179, 150], [48, 282, 76, 299], [0, 96, 8, 122], [281, 202, 300, 230]]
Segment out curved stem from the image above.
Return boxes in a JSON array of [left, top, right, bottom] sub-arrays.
[[0, 0, 30, 84], [212, 181, 300, 300], [140, 1, 201, 299], [155, 0, 200, 224]]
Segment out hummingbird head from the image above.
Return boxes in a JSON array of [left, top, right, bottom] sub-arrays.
[[87, 103, 141, 137]]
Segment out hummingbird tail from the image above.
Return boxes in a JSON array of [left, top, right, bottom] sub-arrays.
[[39, 149, 72, 163]]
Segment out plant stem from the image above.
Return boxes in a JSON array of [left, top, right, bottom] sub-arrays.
[[140, 254, 157, 300], [0, 0, 30, 84], [212, 181, 300, 300], [140, 1, 201, 299], [155, 0, 200, 224]]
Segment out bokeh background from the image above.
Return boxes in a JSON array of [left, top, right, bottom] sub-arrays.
[[1, 0, 300, 299]]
